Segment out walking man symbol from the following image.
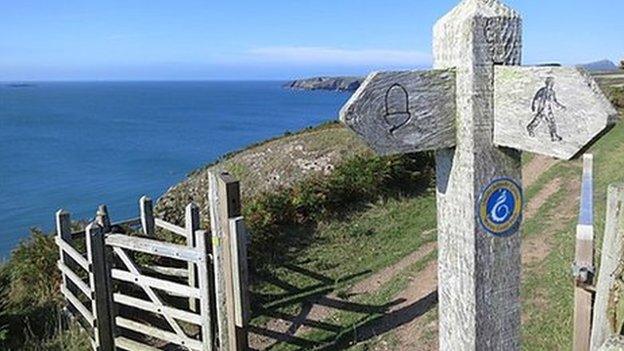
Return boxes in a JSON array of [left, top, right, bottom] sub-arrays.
[[526, 77, 567, 142]]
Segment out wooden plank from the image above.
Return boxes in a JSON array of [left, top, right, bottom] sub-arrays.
[[116, 317, 202, 351], [195, 229, 215, 351], [112, 247, 191, 339], [115, 336, 160, 351], [339, 69, 457, 155], [574, 154, 595, 351], [209, 171, 245, 351], [186, 203, 200, 312], [55, 236, 89, 271], [70, 218, 142, 240], [140, 196, 155, 237], [575, 289, 594, 351], [229, 217, 250, 328], [144, 265, 189, 278], [56, 210, 73, 294], [113, 293, 202, 325], [114, 217, 142, 227], [494, 67, 618, 160], [105, 234, 202, 262], [591, 183, 624, 350], [57, 260, 91, 298], [86, 222, 115, 351], [60, 284, 94, 327], [155, 218, 187, 237], [111, 269, 200, 299]]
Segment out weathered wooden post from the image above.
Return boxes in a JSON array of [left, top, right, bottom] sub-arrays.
[[591, 184, 624, 350], [186, 203, 201, 311], [95, 205, 111, 232], [195, 229, 216, 351], [340, 0, 617, 349], [140, 196, 155, 237], [208, 171, 248, 351], [56, 210, 72, 292], [433, 2, 523, 349], [573, 154, 595, 351], [229, 217, 251, 335], [85, 222, 115, 351]]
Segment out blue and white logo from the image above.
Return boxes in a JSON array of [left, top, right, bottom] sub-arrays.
[[478, 178, 523, 237]]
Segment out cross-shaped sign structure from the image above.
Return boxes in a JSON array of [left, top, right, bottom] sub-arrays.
[[340, 0, 618, 350]]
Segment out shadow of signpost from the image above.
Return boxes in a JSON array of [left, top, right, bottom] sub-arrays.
[[249, 262, 438, 351]]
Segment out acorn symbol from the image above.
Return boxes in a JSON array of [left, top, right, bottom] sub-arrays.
[[384, 84, 412, 135]]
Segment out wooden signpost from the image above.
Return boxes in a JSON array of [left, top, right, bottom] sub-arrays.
[[340, 0, 618, 349]]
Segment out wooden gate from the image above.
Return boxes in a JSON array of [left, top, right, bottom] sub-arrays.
[[56, 172, 250, 351]]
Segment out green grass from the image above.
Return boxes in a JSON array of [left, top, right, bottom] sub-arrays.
[[265, 243, 437, 351], [250, 193, 437, 329], [521, 115, 624, 349]]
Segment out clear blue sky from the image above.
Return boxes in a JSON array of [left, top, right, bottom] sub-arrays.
[[1, 0, 622, 81]]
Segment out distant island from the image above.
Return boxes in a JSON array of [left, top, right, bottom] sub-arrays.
[[284, 76, 363, 92], [578, 59, 619, 72], [6, 83, 36, 88], [285, 60, 621, 92]]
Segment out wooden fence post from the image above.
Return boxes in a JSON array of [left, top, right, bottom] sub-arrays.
[[86, 222, 115, 351], [208, 171, 248, 351], [195, 229, 215, 351], [56, 210, 72, 290], [573, 154, 595, 351], [229, 217, 251, 332], [186, 203, 200, 311], [140, 196, 155, 237], [96, 205, 111, 232], [591, 183, 624, 350]]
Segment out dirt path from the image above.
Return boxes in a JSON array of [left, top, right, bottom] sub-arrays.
[[248, 239, 437, 350], [523, 177, 579, 266], [524, 155, 558, 188], [365, 160, 567, 350], [376, 172, 582, 350], [250, 157, 566, 350]]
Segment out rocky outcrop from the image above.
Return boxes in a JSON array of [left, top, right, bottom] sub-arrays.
[[284, 76, 364, 92]]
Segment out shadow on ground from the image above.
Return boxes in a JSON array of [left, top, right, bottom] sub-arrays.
[[249, 263, 438, 351]]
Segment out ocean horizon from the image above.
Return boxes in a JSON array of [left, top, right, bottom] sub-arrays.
[[0, 81, 351, 258]]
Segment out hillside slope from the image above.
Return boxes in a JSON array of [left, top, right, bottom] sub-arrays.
[[156, 122, 373, 224]]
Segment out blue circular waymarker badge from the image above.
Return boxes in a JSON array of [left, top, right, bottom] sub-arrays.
[[478, 178, 523, 237]]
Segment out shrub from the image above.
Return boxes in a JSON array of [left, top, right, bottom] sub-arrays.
[[1, 229, 61, 309], [609, 86, 624, 109], [244, 152, 434, 267], [0, 229, 89, 350]]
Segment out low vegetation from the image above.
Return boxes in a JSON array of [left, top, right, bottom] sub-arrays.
[[609, 86, 624, 109], [245, 152, 434, 268], [0, 228, 90, 350]]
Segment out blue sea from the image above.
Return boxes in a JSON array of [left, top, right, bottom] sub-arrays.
[[0, 81, 351, 258]]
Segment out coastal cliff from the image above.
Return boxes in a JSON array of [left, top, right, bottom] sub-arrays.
[[284, 76, 364, 92]]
